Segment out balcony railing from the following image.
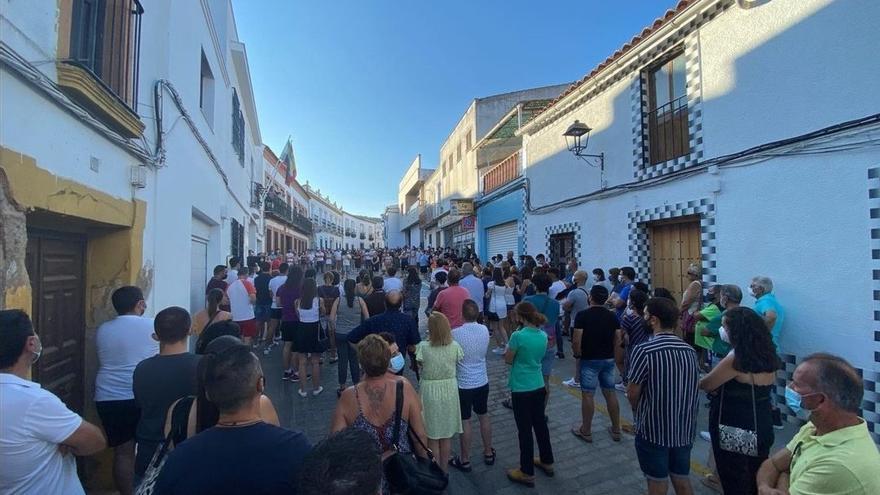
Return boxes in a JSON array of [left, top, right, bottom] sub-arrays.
[[419, 203, 437, 228], [264, 194, 313, 234], [68, 0, 144, 110], [646, 95, 690, 166], [482, 151, 520, 195]]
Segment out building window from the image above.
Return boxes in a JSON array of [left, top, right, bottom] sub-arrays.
[[69, 0, 144, 109], [230, 218, 244, 259], [466, 130, 473, 150], [645, 50, 689, 165], [548, 233, 576, 274], [199, 50, 215, 127], [456, 141, 462, 163], [232, 88, 245, 165]]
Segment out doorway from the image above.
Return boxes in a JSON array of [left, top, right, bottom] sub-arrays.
[[648, 217, 701, 298], [548, 232, 576, 274], [25, 230, 86, 413]]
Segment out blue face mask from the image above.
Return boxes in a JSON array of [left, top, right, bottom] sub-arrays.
[[785, 386, 819, 415], [389, 353, 406, 374]]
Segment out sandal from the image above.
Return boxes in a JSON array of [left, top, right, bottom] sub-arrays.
[[571, 426, 592, 443], [449, 456, 472, 473], [608, 426, 621, 442], [621, 423, 636, 435], [484, 448, 496, 466]]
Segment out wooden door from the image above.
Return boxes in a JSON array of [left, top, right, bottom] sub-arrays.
[[649, 218, 701, 299], [25, 231, 86, 413]]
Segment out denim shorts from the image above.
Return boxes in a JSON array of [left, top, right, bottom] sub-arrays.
[[579, 359, 616, 392], [634, 435, 692, 480], [254, 304, 272, 322], [540, 347, 555, 376]]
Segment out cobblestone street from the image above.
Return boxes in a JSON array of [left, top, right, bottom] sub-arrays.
[[258, 285, 788, 494]]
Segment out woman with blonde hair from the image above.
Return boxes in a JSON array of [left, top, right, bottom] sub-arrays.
[[416, 313, 464, 473]]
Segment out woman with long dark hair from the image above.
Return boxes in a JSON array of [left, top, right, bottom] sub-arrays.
[[277, 266, 304, 381], [699, 307, 780, 495], [192, 288, 231, 336], [403, 266, 422, 324], [295, 277, 324, 397], [504, 302, 554, 487], [330, 278, 369, 396]]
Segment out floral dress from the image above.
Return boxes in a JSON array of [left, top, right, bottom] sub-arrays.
[[415, 341, 464, 439]]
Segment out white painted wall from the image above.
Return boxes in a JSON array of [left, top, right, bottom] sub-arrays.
[[522, 0, 880, 379]]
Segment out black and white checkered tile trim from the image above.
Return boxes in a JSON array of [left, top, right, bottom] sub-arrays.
[[628, 2, 732, 180], [544, 222, 582, 265], [626, 198, 717, 286], [520, 191, 528, 257], [778, 352, 880, 444], [866, 166, 880, 442]]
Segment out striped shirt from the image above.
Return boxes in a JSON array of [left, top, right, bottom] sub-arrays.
[[628, 333, 700, 447]]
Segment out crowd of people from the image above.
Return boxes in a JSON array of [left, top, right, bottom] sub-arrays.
[[1, 245, 879, 495]]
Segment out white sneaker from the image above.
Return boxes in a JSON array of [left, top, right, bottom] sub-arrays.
[[700, 431, 711, 442], [614, 383, 627, 393], [312, 386, 324, 396], [298, 389, 308, 398], [562, 377, 580, 388], [491, 347, 506, 355]]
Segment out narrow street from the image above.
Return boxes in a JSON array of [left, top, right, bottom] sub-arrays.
[[259, 283, 795, 494]]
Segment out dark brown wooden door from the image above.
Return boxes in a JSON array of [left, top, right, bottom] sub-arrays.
[[549, 233, 576, 273], [26, 231, 86, 414], [649, 218, 701, 299]]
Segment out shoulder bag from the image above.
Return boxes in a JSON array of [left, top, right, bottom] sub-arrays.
[[717, 375, 759, 457], [383, 380, 448, 495], [136, 395, 195, 495]]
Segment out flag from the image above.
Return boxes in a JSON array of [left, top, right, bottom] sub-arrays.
[[279, 137, 296, 182]]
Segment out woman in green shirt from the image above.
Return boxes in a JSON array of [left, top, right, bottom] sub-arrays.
[[504, 301, 555, 487]]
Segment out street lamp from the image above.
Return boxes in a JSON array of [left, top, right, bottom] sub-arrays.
[[563, 120, 604, 168]]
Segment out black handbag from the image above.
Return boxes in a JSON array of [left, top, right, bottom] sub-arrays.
[[382, 381, 448, 495]]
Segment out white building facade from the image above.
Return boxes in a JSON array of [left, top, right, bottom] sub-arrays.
[[518, 0, 880, 440], [383, 204, 406, 249], [262, 145, 312, 255], [397, 154, 432, 248], [0, 0, 264, 485]]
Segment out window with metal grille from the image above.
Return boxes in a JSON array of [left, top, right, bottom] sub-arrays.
[[68, 0, 144, 110], [644, 50, 689, 166], [230, 218, 244, 259], [232, 89, 245, 164], [548, 233, 576, 274]]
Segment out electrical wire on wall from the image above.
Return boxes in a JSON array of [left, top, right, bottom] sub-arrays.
[[513, 113, 880, 216]]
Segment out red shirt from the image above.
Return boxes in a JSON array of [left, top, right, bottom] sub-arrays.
[[432, 285, 470, 329]]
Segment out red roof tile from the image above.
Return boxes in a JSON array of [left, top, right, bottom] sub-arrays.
[[527, 0, 693, 128]]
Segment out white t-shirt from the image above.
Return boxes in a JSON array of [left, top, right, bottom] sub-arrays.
[[225, 268, 238, 286], [334, 251, 342, 261], [95, 315, 158, 402], [383, 276, 403, 293], [0, 374, 84, 495], [227, 278, 256, 321], [451, 323, 490, 389], [269, 275, 287, 309]]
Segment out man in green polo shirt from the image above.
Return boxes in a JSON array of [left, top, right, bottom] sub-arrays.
[[756, 354, 880, 495], [702, 284, 740, 359]]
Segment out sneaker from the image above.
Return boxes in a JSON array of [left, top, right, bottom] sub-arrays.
[[772, 409, 784, 430], [700, 431, 711, 442], [298, 389, 308, 398], [491, 347, 506, 355], [562, 377, 580, 388], [533, 458, 555, 477], [555, 352, 565, 360], [506, 468, 535, 487], [312, 386, 324, 396], [282, 370, 292, 381], [290, 373, 301, 383], [263, 347, 272, 356], [614, 383, 627, 393]]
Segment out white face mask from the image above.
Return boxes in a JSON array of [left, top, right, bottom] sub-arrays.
[[720, 325, 731, 344]]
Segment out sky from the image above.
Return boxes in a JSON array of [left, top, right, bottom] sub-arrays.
[[233, 0, 678, 217]]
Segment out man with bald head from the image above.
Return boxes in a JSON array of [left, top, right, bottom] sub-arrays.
[[347, 290, 420, 360], [756, 353, 880, 495]]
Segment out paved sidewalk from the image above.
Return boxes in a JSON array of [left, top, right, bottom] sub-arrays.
[[260, 284, 798, 494]]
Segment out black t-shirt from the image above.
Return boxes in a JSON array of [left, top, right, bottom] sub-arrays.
[[574, 306, 619, 359], [364, 290, 386, 317], [154, 422, 311, 494], [254, 273, 273, 305], [132, 353, 201, 476]]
